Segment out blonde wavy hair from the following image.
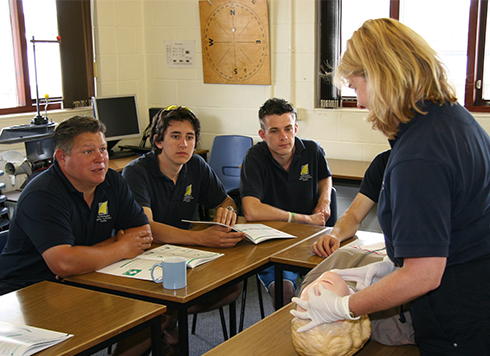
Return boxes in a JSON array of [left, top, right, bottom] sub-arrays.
[[335, 18, 457, 139]]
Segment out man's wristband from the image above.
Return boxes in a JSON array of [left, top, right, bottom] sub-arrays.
[[287, 212, 296, 223]]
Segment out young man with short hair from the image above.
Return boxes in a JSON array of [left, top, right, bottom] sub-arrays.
[[240, 97, 333, 305]]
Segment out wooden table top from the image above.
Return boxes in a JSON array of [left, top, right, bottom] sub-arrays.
[[0, 281, 166, 356], [203, 303, 419, 356], [64, 221, 328, 304], [328, 158, 371, 181], [271, 230, 386, 269]]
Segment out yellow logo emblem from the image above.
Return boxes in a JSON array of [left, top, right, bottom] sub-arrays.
[[98, 201, 108, 215]]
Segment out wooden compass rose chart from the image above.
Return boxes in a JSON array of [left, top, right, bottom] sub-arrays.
[[199, 0, 271, 85]]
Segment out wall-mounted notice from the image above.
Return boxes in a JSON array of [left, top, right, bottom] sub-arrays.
[[165, 40, 195, 68]]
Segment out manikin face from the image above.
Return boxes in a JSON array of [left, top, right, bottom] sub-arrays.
[[292, 271, 371, 356], [259, 112, 298, 160], [297, 271, 350, 312], [348, 75, 369, 109], [155, 119, 196, 168], [56, 131, 109, 192]]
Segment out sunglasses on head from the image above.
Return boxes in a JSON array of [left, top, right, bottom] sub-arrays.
[[163, 105, 195, 114]]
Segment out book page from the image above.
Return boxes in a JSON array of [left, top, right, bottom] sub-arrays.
[[0, 321, 72, 356], [97, 244, 224, 280], [182, 220, 297, 244]]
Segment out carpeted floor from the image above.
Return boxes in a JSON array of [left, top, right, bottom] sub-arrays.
[[91, 274, 278, 356]]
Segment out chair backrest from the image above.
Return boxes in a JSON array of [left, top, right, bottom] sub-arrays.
[[208, 135, 253, 192], [0, 230, 8, 253], [325, 186, 338, 227]]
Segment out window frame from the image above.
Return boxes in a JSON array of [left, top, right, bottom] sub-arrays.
[[1, 0, 94, 116], [319, 0, 489, 112]]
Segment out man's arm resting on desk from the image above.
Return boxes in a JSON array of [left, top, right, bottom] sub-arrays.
[[242, 196, 325, 226], [311, 192, 376, 257], [143, 206, 245, 248], [314, 177, 332, 221], [42, 225, 153, 278]]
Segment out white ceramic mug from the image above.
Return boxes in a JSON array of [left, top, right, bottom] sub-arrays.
[[150, 256, 187, 289]]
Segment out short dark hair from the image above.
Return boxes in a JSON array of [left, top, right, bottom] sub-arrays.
[[54, 116, 106, 154], [150, 106, 201, 154], [258, 98, 296, 130]]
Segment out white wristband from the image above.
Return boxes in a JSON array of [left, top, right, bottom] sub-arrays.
[[287, 212, 292, 223]]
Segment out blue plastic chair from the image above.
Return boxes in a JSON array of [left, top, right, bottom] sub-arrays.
[[208, 135, 253, 192]]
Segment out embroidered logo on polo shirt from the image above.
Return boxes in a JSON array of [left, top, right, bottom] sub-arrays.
[[183, 184, 194, 203], [299, 164, 312, 181], [96, 201, 111, 222]]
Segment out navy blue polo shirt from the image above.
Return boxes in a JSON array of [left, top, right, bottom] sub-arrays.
[[0, 161, 148, 291], [360, 149, 391, 203], [378, 101, 490, 267], [239, 137, 331, 214], [122, 151, 227, 230]]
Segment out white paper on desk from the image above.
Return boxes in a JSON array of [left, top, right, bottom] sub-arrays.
[[0, 321, 73, 356], [97, 244, 224, 281], [340, 230, 386, 255], [182, 220, 296, 244]]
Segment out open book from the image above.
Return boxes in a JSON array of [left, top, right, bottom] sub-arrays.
[[97, 244, 224, 280], [0, 321, 73, 356], [182, 220, 297, 244]]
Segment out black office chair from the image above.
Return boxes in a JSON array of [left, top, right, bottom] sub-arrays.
[[0, 230, 8, 252], [326, 186, 338, 227], [0, 170, 10, 231]]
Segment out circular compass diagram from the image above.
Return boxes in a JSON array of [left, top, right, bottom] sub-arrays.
[[199, 0, 271, 84]]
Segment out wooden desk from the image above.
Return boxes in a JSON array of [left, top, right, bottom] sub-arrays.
[[328, 158, 371, 181], [108, 149, 209, 172], [64, 221, 326, 356], [271, 230, 385, 308], [0, 281, 166, 356], [203, 303, 419, 356]]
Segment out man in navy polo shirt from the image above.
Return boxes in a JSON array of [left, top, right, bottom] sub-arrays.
[[122, 106, 245, 350], [240, 97, 333, 305], [122, 106, 245, 247], [311, 149, 391, 257], [0, 116, 152, 294]]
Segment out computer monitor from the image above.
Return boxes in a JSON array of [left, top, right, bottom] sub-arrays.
[[92, 95, 141, 158]]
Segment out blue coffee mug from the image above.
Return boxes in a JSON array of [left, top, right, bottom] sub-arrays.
[[150, 256, 187, 289]]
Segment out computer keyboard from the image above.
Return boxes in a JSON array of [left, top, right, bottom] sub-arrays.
[[118, 145, 151, 153]]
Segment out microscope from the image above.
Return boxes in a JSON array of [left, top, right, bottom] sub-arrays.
[[0, 36, 59, 188]]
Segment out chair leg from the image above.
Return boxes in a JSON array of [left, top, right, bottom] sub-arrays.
[[256, 274, 265, 319], [239, 278, 248, 332], [191, 313, 198, 334], [218, 307, 228, 340]]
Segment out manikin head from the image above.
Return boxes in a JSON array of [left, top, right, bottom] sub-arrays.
[[291, 271, 371, 356]]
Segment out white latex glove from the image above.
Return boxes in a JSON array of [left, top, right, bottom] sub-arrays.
[[290, 285, 359, 332], [331, 256, 397, 290]]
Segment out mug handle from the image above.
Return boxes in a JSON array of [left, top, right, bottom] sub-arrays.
[[150, 263, 164, 283]]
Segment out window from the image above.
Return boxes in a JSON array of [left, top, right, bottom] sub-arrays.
[[319, 0, 488, 112], [1, 0, 94, 115]]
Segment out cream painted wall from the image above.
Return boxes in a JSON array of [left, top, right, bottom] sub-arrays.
[[3, 0, 490, 193], [93, 0, 392, 160]]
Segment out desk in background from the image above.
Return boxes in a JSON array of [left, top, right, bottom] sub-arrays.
[[64, 221, 326, 356], [0, 281, 165, 356], [328, 158, 371, 181], [109, 148, 209, 173], [203, 303, 419, 356]]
